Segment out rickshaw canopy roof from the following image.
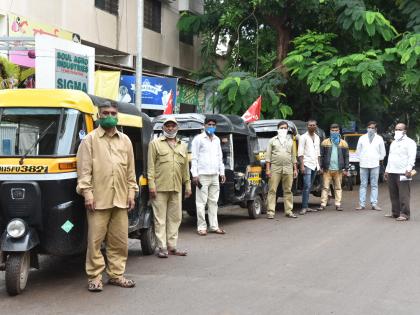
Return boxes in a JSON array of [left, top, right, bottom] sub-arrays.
[[0, 89, 96, 114], [152, 113, 205, 131], [205, 114, 256, 136], [250, 119, 298, 135], [290, 120, 326, 139]]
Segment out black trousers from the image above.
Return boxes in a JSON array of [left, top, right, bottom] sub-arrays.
[[387, 173, 411, 218]]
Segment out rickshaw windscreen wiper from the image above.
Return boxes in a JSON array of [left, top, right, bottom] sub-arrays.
[[19, 121, 56, 165]]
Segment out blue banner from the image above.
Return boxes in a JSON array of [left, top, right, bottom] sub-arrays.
[[118, 75, 177, 110]]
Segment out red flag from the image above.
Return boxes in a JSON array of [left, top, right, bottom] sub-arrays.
[[242, 96, 262, 123], [163, 90, 173, 114]]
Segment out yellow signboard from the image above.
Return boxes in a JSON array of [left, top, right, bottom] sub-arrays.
[[8, 13, 76, 40]]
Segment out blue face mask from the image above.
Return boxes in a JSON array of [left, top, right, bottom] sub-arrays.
[[330, 132, 340, 145], [206, 126, 216, 135]]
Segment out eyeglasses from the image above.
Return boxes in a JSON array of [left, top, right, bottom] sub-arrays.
[[101, 111, 118, 116]]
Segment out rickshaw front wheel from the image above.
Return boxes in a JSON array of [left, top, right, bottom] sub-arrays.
[[5, 251, 30, 296], [140, 225, 157, 256], [247, 195, 262, 219]]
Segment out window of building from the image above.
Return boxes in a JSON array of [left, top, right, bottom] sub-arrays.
[[144, 0, 161, 33], [179, 31, 194, 45], [95, 0, 119, 16]]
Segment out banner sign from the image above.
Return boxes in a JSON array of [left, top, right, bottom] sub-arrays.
[[36, 36, 94, 94], [94, 71, 120, 100], [119, 75, 177, 110], [8, 13, 80, 67], [176, 83, 205, 113], [55, 50, 89, 92]]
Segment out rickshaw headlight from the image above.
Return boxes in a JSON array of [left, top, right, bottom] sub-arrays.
[[6, 219, 27, 239]]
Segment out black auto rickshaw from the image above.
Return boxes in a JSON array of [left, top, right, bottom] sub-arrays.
[[0, 89, 156, 295], [204, 114, 266, 219], [250, 119, 323, 197], [153, 113, 266, 219]]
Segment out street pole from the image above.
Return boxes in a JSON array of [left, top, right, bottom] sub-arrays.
[[135, 0, 143, 112]]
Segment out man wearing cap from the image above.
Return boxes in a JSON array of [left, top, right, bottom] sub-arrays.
[[265, 121, 298, 219], [191, 117, 226, 236], [148, 117, 191, 258]]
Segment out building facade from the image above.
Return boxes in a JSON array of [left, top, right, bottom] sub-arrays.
[[0, 0, 202, 76], [0, 0, 207, 115]]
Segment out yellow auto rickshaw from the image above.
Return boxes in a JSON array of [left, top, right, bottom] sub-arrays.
[[0, 89, 156, 295]]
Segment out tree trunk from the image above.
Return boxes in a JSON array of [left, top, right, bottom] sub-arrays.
[[264, 15, 291, 75]]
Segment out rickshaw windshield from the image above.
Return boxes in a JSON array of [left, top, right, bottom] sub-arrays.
[[0, 107, 84, 157], [257, 138, 271, 152], [344, 135, 360, 150]]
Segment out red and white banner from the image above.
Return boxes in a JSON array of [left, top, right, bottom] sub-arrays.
[[163, 89, 173, 114], [241, 96, 262, 123]]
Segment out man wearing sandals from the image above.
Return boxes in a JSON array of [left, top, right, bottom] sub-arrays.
[[384, 123, 416, 221], [191, 117, 226, 236], [148, 117, 192, 258], [265, 121, 298, 219], [317, 124, 349, 211], [77, 101, 138, 292]]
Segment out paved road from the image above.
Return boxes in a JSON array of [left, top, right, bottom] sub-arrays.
[[1, 178, 420, 315]]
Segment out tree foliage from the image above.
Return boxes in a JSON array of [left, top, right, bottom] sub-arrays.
[[178, 0, 420, 133]]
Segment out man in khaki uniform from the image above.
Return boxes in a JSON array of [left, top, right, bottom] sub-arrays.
[[148, 117, 191, 258], [77, 101, 138, 292], [265, 121, 298, 219]]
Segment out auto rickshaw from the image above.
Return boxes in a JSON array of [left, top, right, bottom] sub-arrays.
[[0, 89, 156, 295], [250, 119, 323, 198], [342, 133, 363, 186], [205, 114, 266, 219], [153, 113, 267, 219]]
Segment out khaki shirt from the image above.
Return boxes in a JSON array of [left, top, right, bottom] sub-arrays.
[[147, 136, 191, 193], [76, 126, 138, 209], [265, 136, 297, 174]]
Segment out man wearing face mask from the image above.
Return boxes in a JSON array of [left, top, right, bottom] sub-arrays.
[[148, 117, 191, 258], [265, 121, 298, 219], [77, 102, 138, 291], [384, 123, 417, 221], [355, 121, 386, 211], [318, 124, 349, 211], [191, 117, 226, 235]]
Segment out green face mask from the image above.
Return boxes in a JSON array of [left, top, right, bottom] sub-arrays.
[[98, 116, 118, 128]]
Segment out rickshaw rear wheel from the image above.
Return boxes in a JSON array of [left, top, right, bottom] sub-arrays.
[[248, 195, 262, 219], [186, 209, 196, 217], [140, 225, 157, 256], [5, 251, 30, 296]]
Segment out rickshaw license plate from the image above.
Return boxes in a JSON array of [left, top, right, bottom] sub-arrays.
[[0, 165, 49, 173]]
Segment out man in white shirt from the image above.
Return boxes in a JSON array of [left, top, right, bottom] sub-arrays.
[[298, 120, 321, 215], [191, 117, 226, 235], [355, 121, 386, 210], [384, 123, 417, 221]]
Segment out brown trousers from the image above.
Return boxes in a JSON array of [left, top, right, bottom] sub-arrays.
[[151, 191, 182, 250], [387, 173, 411, 218], [86, 207, 128, 281]]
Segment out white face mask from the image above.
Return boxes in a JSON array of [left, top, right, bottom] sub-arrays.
[[163, 130, 177, 139], [367, 128, 375, 135], [277, 129, 288, 138], [394, 130, 404, 140]]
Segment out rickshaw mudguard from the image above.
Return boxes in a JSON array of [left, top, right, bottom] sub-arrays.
[[140, 206, 153, 229], [1, 228, 40, 252], [247, 185, 263, 201]]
